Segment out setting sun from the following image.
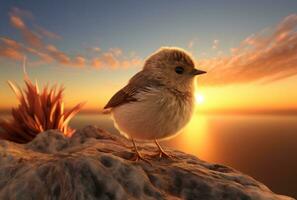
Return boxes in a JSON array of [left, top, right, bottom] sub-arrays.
[[195, 92, 205, 105]]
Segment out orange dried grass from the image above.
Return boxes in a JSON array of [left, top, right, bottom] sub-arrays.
[[0, 75, 85, 143]]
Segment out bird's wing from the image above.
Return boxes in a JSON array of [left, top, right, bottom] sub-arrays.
[[103, 85, 138, 109], [104, 71, 163, 109]]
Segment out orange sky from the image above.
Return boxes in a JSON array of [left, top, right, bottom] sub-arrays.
[[3, 73, 295, 113]]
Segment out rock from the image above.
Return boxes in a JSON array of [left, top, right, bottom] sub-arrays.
[[0, 125, 294, 200]]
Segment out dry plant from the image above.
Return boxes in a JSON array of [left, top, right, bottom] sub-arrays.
[[0, 74, 85, 143]]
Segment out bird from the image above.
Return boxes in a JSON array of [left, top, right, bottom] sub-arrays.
[[104, 47, 206, 161]]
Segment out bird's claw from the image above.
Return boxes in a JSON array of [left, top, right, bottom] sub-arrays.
[[152, 139, 176, 160], [129, 151, 152, 165], [151, 150, 176, 160]]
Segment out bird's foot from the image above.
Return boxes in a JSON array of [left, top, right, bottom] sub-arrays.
[[151, 139, 176, 160], [151, 150, 176, 160], [129, 151, 152, 165], [127, 138, 152, 165]]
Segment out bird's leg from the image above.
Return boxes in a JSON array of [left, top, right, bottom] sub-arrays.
[[152, 139, 173, 159], [129, 138, 151, 164]]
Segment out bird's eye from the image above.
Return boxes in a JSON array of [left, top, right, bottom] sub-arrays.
[[175, 66, 184, 74]]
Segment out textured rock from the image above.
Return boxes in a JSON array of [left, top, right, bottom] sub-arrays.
[[0, 125, 294, 200]]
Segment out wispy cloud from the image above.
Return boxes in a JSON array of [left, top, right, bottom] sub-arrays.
[[199, 14, 297, 85], [0, 37, 22, 49], [91, 48, 142, 69], [45, 44, 86, 67], [9, 15, 26, 29], [9, 11, 43, 48], [212, 39, 219, 50], [46, 44, 71, 64], [0, 37, 24, 61], [35, 25, 62, 40], [0, 47, 24, 61], [188, 38, 197, 49], [88, 46, 101, 52], [10, 7, 34, 20], [73, 56, 86, 67], [7, 8, 295, 81], [26, 47, 53, 62], [109, 48, 122, 56], [1, 7, 141, 69]]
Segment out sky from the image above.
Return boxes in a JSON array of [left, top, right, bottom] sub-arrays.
[[0, 0, 297, 112]]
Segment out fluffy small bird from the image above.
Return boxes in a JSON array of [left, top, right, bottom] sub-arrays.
[[104, 47, 206, 161]]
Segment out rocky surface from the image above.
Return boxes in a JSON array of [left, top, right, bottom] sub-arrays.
[[0, 125, 294, 200]]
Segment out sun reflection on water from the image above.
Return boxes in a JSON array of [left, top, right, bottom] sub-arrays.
[[162, 113, 213, 161]]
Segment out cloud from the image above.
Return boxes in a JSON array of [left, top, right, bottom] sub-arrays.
[[35, 25, 62, 40], [26, 47, 53, 62], [1, 34, 140, 69], [10, 7, 61, 41], [199, 14, 297, 85], [91, 58, 103, 69], [10, 15, 26, 29], [188, 39, 197, 49], [101, 52, 120, 69], [0, 37, 22, 49], [10, 7, 34, 20], [121, 58, 142, 69], [4, 8, 296, 78], [91, 48, 142, 69], [188, 41, 194, 48], [1, 8, 86, 67], [46, 44, 71, 64], [89, 47, 101, 52], [212, 39, 219, 50], [73, 56, 86, 67], [9, 12, 43, 48], [109, 48, 123, 56], [0, 47, 24, 61], [45, 45, 86, 67], [0, 37, 24, 61], [22, 29, 43, 48], [2, 7, 142, 69]]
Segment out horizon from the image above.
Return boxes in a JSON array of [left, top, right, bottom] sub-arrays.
[[2, 107, 297, 116]]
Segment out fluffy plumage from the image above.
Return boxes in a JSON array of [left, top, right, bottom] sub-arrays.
[[105, 47, 205, 143]]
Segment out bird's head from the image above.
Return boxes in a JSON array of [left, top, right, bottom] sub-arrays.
[[143, 47, 206, 92]]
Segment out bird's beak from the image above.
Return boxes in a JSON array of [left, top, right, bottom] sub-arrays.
[[191, 69, 207, 76]]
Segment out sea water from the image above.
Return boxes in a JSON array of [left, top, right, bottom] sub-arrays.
[[1, 112, 296, 198]]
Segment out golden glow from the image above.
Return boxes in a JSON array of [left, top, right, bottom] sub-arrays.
[[195, 92, 205, 105], [193, 75, 297, 113], [166, 114, 214, 161], [1, 72, 297, 113]]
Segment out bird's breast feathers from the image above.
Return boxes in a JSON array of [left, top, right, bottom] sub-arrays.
[[112, 86, 195, 140]]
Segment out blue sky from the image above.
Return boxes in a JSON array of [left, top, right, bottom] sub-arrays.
[[1, 0, 296, 57]]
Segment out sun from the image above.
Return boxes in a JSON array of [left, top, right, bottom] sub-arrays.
[[195, 92, 205, 104]]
